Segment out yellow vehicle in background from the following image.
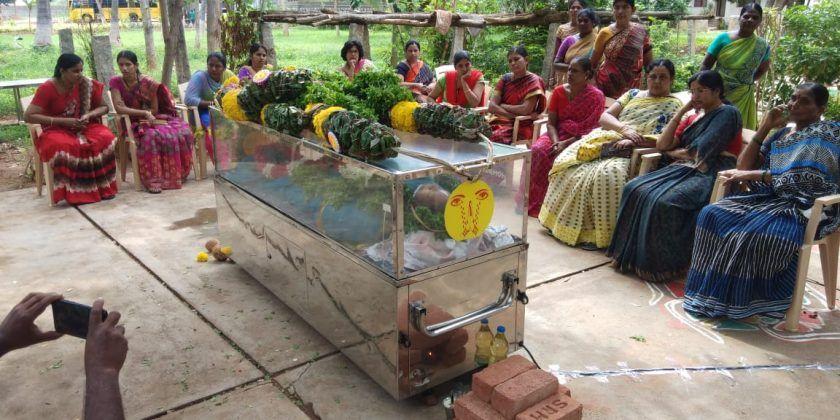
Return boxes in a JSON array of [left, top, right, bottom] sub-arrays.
[[68, 0, 161, 23]]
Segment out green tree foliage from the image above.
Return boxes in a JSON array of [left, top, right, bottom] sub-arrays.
[[758, 1, 840, 111], [220, 0, 258, 70]]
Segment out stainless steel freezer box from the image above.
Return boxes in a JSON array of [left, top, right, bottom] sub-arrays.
[[211, 109, 531, 399]]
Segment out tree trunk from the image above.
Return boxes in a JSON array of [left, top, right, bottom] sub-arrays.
[[541, 22, 559, 83], [110, 0, 121, 45], [59, 28, 74, 54], [259, 0, 277, 66], [168, 0, 191, 83], [194, 0, 204, 51], [93, 0, 105, 24], [160, 0, 175, 86], [92, 35, 115, 86], [348, 23, 370, 61], [334, 0, 339, 37], [140, 0, 156, 70], [33, 0, 52, 47], [206, 0, 221, 53], [279, 0, 289, 36]]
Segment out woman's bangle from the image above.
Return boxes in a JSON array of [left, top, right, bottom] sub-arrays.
[[762, 169, 770, 181], [49, 117, 53, 126]]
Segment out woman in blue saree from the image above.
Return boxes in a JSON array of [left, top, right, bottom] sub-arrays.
[[607, 70, 742, 283], [684, 83, 839, 318]]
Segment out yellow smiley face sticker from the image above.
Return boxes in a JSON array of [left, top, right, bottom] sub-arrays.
[[444, 180, 494, 241]]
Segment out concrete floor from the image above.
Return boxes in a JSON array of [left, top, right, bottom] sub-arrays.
[[1, 176, 838, 419]]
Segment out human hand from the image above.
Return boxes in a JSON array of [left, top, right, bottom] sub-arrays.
[[719, 169, 761, 186], [761, 105, 789, 131], [67, 118, 87, 130], [614, 139, 635, 149], [143, 111, 155, 121], [665, 148, 693, 160], [679, 100, 697, 115], [85, 299, 127, 378], [0, 292, 64, 357], [620, 126, 644, 144]]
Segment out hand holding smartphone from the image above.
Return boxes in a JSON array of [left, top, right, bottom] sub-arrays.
[[52, 299, 107, 339]]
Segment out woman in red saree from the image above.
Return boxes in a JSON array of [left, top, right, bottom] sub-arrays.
[[488, 46, 547, 145], [24, 53, 118, 205], [428, 51, 486, 108], [396, 40, 435, 102], [590, 0, 652, 99], [111, 50, 194, 193], [524, 57, 604, 217]]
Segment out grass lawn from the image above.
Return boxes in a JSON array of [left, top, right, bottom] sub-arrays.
[[0, 25, 393, 125]]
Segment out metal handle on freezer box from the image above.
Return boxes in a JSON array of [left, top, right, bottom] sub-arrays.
[[409, 272, 519, 338]]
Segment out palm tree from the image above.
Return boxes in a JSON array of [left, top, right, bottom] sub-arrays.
[[33, 0, 52, 47]]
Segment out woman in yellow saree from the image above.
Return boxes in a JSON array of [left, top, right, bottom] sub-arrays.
[[700, 2, 770, 130], [539, 60, 681, 249]]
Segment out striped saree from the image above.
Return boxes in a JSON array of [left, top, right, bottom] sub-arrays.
[[684, 121, 840, 318]]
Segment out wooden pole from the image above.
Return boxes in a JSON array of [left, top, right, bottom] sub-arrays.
[[450, 27, 465, 62], [58, 28, 74, 54], [687, 19, 696, 55]]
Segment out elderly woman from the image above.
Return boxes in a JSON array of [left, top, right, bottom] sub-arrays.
[[607, 71, 742, 282], [590, 0, 652, 99], [427, 51, 486, 108], [396, 40, 435, 101], [525, 57, 604, 217], [110, 50, 194, 193], [184, 52, 235, 158], [339, 39, 375, 81], [551, 0, 586, 86], [487, 45, 547, 145], [553, 8, 599, 82], [237, 43, 272, 83], [700, 2, 770, 130], [539, 59, 681, 249], [683, 83, 839, 319], [24, 53, 118, 205]]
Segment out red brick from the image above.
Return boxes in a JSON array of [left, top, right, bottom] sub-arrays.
[[473, 355, 536, 402], [454, 391, 506, 420], [515, 392, 582, 420], [491, 369, 559, 420]]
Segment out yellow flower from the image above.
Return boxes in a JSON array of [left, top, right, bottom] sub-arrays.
[[196, 252, 209, 262], [312, 106, 346, 142], [281, 65, 296, 71], [305, 103, 322, 113], [390, 101, 420, 133], [220, 246, 233, 256], [222, 75, 240, 89], [221, 88, 249, 121]]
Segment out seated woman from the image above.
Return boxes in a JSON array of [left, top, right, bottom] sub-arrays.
[[427, 51, 486, 109], [553, 8, 599, 84], [607, 70, 742, 282], [487, 46, 547, 145], [237, 43, 272, 83], [539, 59, 681, 249], [683, 83, 839, 319], [24, 53, 118, 205], [338, 40, 374, 81], [525, 57, 604, 218], [110, 50, 195, 193], [184, 52, 235, 158], [396, 40, 435, 102]]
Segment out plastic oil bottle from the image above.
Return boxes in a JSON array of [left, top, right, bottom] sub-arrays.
[[489, 325, 509, 364], [474, 319, 493, 366]]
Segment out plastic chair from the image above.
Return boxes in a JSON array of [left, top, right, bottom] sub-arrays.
[[177, 82, 208, 180], [710, 174, 840, 332], [21, 95, 108, 206]]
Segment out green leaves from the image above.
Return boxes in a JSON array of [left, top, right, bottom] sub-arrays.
[[325, 110, 401, 161], [263, 104, 310, 137], [413, 103, 491, 141], [346, 69, 414, 124]]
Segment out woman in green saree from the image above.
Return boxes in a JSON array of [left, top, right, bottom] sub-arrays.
[[700, 2, 770, 130]]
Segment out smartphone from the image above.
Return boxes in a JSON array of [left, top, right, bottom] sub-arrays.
[[51, 299, 107, 339]]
